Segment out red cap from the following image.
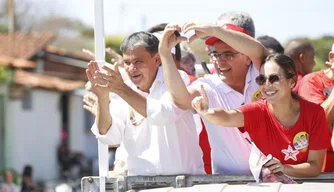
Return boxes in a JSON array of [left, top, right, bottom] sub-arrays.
[[205, 24, 250, 46]]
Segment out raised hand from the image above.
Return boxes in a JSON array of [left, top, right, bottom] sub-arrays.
[[92, 62, 127, 94], [159, 23, 187, 54], [191, 85, 212, 115], [86, 61, 110, 99], [182, 22, 216, 44], [106, 48, 124, 66], [82, 48, 124, 65], [83, 94, 98, 116]]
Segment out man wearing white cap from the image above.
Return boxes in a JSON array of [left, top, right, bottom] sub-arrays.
[[299, 43, 334, 172]]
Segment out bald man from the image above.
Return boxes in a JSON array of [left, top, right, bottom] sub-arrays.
[[284, 39, 316, 93]]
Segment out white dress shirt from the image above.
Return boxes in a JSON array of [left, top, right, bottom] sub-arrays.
[[190, 64, 259, 174], [92, 67, 205, 176]]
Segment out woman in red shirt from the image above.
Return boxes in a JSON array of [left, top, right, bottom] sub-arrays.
[[192, 53, 329, 178]]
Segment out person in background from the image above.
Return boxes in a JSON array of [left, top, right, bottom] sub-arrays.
[[192, 53, 329, 178], [21, 166, 37, 192], [180, 44, 197, 77], [298, 43, 334, 172], [257, 35, 284, 54], [284, 39, 316, 93], [0, 169, 20, 192]]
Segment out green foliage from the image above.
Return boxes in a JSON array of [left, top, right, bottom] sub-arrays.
[[0, 66, 11, 83], [313, 56, 325, 72], [0, 168, 21, 185], [291, 36, 334, 72], [0, 25, 8, 33], [104, 35, 125, 62], [308, 35, 334, 68]]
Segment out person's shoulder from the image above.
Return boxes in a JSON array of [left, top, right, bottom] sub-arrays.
[[242, 99, 267, 111], [302, 70, 324, 83], [299, 97, 323, 111]]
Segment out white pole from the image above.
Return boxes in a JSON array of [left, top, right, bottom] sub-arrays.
[[93, 1, 108, 192]]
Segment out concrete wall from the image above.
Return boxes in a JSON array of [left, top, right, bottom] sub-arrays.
[[8, 89, 62, 181]]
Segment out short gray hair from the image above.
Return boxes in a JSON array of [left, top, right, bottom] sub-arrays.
[[217, 11, 255, 38], [120, 31, 159, 56], [181, 44, 196, 64]]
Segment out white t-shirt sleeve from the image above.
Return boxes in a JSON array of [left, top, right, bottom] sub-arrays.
[[91, 94, 127, 145]]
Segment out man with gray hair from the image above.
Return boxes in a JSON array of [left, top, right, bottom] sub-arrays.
[[217, 11, 255, 38], [160, 11, 268, 175], [86, 31, 205, 176]]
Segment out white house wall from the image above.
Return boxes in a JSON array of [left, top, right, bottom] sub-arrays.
[[69, 91, 98, 161], [8, 89, 61, 181]]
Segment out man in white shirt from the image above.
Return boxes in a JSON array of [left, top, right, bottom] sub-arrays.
[[87, 31, 204, 176], [159, 17, 268, 174]]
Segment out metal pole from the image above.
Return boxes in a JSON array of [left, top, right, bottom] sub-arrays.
[[93, 1, 108, 192]]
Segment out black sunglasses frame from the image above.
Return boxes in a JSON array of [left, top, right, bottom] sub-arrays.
[[255, 74, 284, 86]]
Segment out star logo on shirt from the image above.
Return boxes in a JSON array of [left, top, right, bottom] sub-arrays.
[[281, 145, 299, 161]]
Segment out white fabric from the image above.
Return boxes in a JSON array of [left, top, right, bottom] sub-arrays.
[[190, 64, 259, 174], [0, 183, 20, 192], [249, 142, 272, 183], [332, 43, 334, 52], [91, 67, 205, 176]]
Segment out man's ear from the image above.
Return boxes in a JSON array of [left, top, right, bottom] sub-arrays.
[[329, 52, 334, 61], [153, 53, 161, 67], [245, 56, 252, 66], [299, 53, 304, 64]]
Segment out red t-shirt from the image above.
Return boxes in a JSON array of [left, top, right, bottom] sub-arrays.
[[292, 72, 303, 94], [239, 98, 329, 165], [298, 70, 334, 151]]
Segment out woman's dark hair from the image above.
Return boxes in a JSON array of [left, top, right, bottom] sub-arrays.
[[22, 165, 32, 177], [261, 53, 299, 98]]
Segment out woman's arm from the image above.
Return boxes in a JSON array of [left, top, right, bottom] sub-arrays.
[[192, 85, 245, 127], [283, 149, 325, 177]]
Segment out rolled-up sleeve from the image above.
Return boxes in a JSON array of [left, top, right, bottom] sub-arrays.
[[91, 94, 127, 145], [91, 115, 125, 145]]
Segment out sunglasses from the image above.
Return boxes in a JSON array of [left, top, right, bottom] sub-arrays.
[[255, 74, 284, 86]]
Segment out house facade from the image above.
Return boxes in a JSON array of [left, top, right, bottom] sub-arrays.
[[0, 32, 97, 181]]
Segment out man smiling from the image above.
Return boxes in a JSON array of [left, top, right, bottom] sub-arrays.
[[159, 13, 268, 174], [87, 31, 204, 176]]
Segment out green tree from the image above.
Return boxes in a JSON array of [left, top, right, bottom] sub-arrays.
[[290, 36, 334, 71], [0, 24, 7, 33], [104, 35, 125, 62]]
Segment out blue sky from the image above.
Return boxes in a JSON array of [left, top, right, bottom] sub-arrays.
[[29, 0, 333, 44]]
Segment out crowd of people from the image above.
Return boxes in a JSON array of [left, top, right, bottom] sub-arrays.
[[0, 166, 38, 192], [83, 11, 334, 179]]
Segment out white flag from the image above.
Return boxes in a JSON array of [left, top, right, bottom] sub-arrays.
[[249, 142, 272, 183]]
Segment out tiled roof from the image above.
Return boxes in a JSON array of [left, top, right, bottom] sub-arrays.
[[45, 46, 92, 61], [0, 32, 54, 63], [0, 55, 36, 68], [15, 70, 85, 92]]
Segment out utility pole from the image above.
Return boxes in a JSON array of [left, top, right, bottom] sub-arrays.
[[8, 0, 15, 34], [8, 0, 15, 57]]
